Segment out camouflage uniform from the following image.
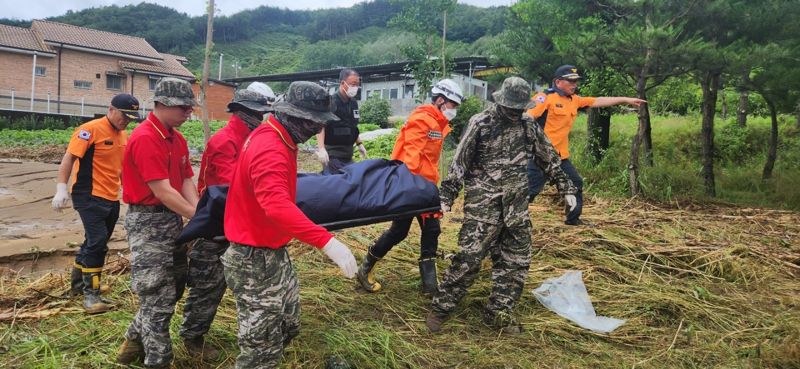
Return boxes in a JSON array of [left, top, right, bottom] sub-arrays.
[[432, 77, 576, 323], [124, 211, 188, 367], [221, 244, 300, 369], [179, 239, 228, 340], [119, 77, 198, 367]]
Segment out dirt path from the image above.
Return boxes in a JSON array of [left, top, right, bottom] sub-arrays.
[[0, 161, 129, 271]]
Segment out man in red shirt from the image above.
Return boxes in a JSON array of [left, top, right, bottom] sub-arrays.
[[51, 93, 140, 314], [179, 87, 273, 361], [116, 78, 199, 369], [221, 81, 358, 369]]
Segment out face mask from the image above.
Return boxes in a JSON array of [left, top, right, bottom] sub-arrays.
[[346, 85, 359, 98], [276, 112, 325, 144], [497, 105, 523, 122], [443, 108, 457, 121]]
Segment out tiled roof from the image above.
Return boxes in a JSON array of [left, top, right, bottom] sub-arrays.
[[119, 53, 195, 79], [0, 24, 53, 53], [31, 20, 162, 61]]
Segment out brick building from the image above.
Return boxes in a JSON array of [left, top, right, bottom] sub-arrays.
[[0, 20, 233, 119]]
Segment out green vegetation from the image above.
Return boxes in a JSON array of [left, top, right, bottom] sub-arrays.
[[2, 196, 798, 368], [359, 96, 393, 128]]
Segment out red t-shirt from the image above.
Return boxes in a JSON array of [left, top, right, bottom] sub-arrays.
[[224, 115, 332, 249], [122, 112, 194, 205], [197, 115, 252, 194]]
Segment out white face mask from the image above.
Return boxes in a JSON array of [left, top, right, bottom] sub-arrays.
[[346, 85, 359, 98], [443, 108, 457, 121]]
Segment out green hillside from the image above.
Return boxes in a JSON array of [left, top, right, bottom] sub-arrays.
[[0, 1, 508, 77]]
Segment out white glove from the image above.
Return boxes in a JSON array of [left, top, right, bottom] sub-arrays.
[[52, 183, 70, 212], [316, 147, 329, 165], [440, 202, 451, 213], [321, 238, 357, 278], [357, 143, 368, 159], [565, 195, 577, 212]]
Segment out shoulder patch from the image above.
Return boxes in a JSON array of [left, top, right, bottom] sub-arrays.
[[535, 95, 546, 103], [78, 129, 91, 141]]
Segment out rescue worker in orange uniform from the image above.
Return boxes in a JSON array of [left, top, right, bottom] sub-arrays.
[[527, 65, 646, 225], [356, 79, 464, 295], [52, 93, 140, 314]]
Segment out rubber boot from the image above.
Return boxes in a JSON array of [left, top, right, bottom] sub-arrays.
[[81, 269, 113, 314], [68, 263, 110, 296], [183, 336, 220, 362], [68, 265, 83, 296], [356, 252, 382, 292], [418, 258, 439, 295], [116, 338, 144, 364]]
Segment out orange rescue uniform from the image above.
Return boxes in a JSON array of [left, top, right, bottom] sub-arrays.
[[526, 91, 595, 160], [67, 116, 127, 200], [391, 104, 451, 184]]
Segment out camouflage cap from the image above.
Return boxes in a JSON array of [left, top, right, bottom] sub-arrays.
[[227, 89, 272, 113], [492, 76, 532, 110], [272, 81, 338, 124], [152, 77, 197, 107]]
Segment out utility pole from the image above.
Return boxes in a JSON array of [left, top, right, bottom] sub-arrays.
[[218, 53, 223, 80], [441, 10, 447, 77], [200, 0, 215, 144]]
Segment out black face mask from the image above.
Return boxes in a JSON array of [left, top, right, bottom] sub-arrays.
[[497, 105, 524, 122], [275, 112, 324, 144], [233, 109, 264, 131]]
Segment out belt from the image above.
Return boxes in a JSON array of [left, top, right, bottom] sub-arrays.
[[128, 204, 172, 213]]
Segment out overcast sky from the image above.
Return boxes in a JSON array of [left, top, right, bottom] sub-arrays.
[[0, 0, 516, 20]]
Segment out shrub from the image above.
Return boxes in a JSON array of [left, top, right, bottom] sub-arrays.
[[360, 96, 392, 128], [358, 123, 381, 132]]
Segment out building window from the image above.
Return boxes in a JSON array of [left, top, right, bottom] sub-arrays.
[[149, 77, 159, 91], [382, 89, 389, 99], [404, 84, 414, 99], [35, 66, 46, 76], [390, 88, 398, 100], [106, 75, 123, 90], [74, 80, 92, 89]]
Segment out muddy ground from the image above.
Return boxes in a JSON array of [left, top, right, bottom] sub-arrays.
[[0, 160, 129, 274]]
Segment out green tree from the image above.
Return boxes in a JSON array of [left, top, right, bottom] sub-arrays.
[[389, 0, 456, 103]]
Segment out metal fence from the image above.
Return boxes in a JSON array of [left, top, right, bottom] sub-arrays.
[[0, 88, 150, 118]]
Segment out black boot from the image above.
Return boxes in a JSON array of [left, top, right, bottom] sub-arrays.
[[356, 252, 382, 292], [418, 258, 438, 295], [68, 265, 84, 296], [82, 269, 113, 314]]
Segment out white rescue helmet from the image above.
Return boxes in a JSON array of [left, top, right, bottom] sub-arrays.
[[431, 79, 464, 105], [246, 82, 276, 102]]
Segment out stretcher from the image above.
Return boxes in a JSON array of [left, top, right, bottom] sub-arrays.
[[318, 206, 441, 231]]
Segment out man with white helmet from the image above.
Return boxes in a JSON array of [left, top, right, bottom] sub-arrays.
[[316, 69, 367, 174], [177, 85, 274, 362], [246, 82, 276, 103], [356, 78, 462, 296]]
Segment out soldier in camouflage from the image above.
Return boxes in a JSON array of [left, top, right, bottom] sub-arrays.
[[222, 81, 357, 369], [426, 76, 577, 334], [178, 86, 274, 362], [116, 78, 200, 369]]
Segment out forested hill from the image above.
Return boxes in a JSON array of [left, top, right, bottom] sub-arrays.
[[0, 1, 508, 76]]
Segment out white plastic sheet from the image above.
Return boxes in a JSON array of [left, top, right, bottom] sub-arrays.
[[532, 270, 625, 333]]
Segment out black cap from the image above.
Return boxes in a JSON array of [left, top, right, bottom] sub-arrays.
[[111, 94, 142, 120], [554, 65, 582, 80]]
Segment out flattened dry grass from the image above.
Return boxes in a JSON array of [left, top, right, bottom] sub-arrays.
[[1, 196, 798, 369]]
